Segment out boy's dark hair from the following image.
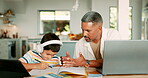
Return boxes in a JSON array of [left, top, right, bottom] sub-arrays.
[[40, 33, 60, 52]]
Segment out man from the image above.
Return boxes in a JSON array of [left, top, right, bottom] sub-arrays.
[[62, 11, 121, 67]]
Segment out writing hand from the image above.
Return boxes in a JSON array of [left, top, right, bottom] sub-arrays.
[[36, 62, 49, 69]]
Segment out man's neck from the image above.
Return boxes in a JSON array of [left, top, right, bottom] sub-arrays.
[[93, 27, 102, 44], [92, 39, 101, 44], [92, 34, 102, 44]]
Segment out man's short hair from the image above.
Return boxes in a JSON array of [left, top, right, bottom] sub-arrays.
[[81, 11, 103, 23]]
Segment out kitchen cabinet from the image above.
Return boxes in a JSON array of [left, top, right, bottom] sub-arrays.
[[0, 39, 21, 59], [0, 40, 8, 59], [19, 38, 28, 56]]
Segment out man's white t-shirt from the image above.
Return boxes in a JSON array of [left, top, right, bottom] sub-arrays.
[[73, 27, 121, 60]]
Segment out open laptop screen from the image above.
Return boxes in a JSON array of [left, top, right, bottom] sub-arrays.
[[102, 40, 148, 75], [0, 59, 30, 78]]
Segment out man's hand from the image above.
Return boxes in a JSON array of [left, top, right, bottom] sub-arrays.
[[73, 52, 86, 66], [62, 52, 86, 67], [62, 51, 72, 61], [61, 51, 74, 67]]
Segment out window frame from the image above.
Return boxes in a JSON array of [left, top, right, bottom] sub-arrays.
[[37, 10, 70, 35]]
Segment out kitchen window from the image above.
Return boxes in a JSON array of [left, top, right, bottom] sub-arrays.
[[38, 10, 70, 35], [109, 7, 133, 39]]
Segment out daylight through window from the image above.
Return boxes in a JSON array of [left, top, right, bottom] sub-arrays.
[[39, 10, 70, 35]]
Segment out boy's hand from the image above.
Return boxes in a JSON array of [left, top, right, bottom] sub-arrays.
[[36, 62, 49, 69]]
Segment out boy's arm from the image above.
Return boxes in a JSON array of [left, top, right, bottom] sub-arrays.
[[21, 62, 49, 70]]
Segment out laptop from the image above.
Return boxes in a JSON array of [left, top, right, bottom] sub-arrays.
[[0, 59, 30, 78], [101, 40, 148, 75]]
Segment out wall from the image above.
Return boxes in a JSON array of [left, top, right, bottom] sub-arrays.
[[92, 0, 117, 28], [130, 0, 142, 40], [0, 0, 143, 39], [0, 0, 4, 25], [92, 0, 142, 40], [1, 0, 91, 38], [142, 0, 148, 40]]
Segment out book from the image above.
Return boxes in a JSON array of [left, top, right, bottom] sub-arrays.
[[30, 72, 64, 78], [59, 67, 87, 76], [88, 74, 102, 78], [29, 67, 87, 77]]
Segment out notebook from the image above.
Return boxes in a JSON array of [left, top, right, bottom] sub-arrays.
[[0, 59, 30, 78], [29, 67, 87, 76], [101, 40, 148, 75]]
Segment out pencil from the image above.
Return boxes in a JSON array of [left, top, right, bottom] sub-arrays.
[[35, 59, 41, 63], [34, 58, 53, 68]]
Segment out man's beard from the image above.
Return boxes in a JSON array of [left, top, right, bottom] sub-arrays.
[[84, 36, 92, 42]]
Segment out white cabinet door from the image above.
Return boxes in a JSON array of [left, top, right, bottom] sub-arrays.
[[0, 41, 8, 59], [0, 39, 21, 59]]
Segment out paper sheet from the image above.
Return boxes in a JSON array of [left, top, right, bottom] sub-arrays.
[[29, 67, 60, 75], [58, 67, 86, 75], [29, 67, 86, 76]]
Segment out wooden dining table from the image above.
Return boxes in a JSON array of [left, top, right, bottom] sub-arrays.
[[71, 67, 148, 78], [28, 67, 148, 78]]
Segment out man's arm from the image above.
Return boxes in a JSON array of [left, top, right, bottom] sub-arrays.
[[62, 52, 103, 67], [87, 59, 103, 67]]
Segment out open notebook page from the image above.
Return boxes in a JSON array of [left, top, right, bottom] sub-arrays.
[[29, 67, 86, 76], [29, 67, 60, 76], [58, 67, 87, 75]]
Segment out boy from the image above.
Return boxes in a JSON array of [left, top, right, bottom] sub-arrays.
[[19, 33, 63, 71]]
